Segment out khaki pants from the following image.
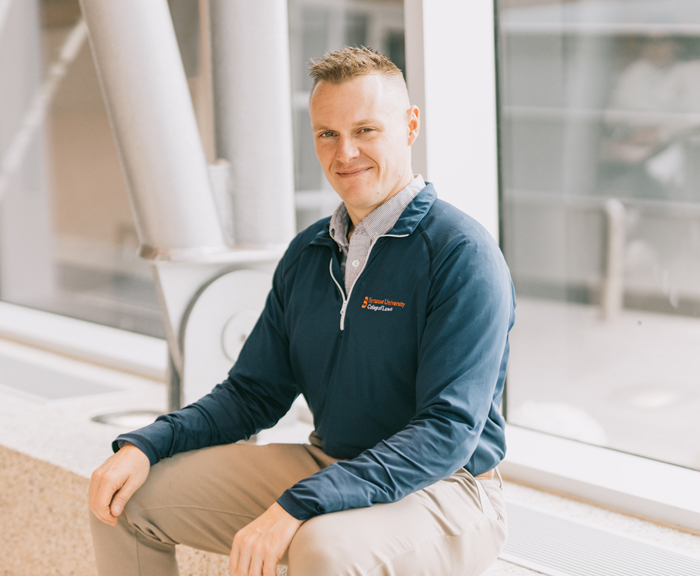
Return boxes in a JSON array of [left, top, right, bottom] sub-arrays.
[[90, 438, 507, 576]]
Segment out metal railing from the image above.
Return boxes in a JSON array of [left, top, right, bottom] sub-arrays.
[[504, 190, 700, 320]]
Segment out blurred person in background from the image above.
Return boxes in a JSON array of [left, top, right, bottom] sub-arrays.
[[601, 35, 700, 201]]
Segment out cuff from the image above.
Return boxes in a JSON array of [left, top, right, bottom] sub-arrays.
[[276, 492, 319, 521], [112, 434, 160, 466]]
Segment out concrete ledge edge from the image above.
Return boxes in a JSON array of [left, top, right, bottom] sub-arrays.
[[501, 425, 700, 534], [0, 301, 167, 380]]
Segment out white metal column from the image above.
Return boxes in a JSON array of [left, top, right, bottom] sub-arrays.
[[209, 0, 296, 247], [0, 0, 57, 302]]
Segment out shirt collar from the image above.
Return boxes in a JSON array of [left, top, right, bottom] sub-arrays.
[[329, 175, 426, 248]]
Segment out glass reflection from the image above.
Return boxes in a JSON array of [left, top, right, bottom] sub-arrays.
[[601, 35, 700, 202], [499, 0, 700, 470]]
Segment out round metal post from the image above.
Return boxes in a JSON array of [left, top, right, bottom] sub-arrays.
[[601, 198, 626, 321], [209, 0, 296, 247]]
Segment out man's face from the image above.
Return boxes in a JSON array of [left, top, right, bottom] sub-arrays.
[[309, 74, 419, 224]]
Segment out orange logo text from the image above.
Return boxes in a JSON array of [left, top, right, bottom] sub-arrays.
[[361, 296, 406, 312]]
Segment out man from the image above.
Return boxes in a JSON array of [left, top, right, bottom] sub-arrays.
[[89, 46, 515, 576]]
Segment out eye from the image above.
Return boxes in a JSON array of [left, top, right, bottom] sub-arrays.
[[319, 131, 336, 138], [359, 128, 373, 133]]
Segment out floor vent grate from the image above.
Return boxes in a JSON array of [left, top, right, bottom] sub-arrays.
[[501, 501, 700, 576]]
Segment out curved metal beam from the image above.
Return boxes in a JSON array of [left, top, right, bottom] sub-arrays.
[[79, 0, 227, 260]]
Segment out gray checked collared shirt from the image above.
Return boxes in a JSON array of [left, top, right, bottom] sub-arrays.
[[329, 175, 426, 294]]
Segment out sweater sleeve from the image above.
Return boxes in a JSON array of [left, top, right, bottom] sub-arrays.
[[277, 233, 515, 520], [113, 253, 300, 465]]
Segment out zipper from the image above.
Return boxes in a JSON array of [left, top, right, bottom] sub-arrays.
[[328, 233, 409, 331], [329, 258, 347, 330]]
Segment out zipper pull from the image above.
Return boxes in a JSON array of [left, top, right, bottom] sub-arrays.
[[339, 299, 348, 331]]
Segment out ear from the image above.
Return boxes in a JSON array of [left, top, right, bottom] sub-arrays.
[[407, 106, 420, 146]]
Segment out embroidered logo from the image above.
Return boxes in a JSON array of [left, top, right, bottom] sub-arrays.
[[361, 296, 406, 312]]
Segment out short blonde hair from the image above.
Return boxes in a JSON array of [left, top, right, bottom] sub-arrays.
[[308, 46, 404, 94]]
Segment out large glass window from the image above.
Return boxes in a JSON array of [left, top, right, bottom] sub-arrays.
[[0, 0, 404, 338], [1, 0, 164, 337], [498, 0, 700, 470]]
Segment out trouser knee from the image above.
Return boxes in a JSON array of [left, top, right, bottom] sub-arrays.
[[89, 485, 176, 552], [287, 516, 356, 576]]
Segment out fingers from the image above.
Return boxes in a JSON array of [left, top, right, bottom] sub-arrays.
[[109, 475, 140, 517], [229, 532, 241, 575], [229, 503, 303, 575], [230, 531, 253, 576], [89, 465, 122, 526], [262, 552, 278, 576], [248, 548, 264, 576], [229, 536, 242, 575], [230, 532, 278, 576], [88, 445, 150, 527]]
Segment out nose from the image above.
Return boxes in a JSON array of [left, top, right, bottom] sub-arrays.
[[335, 135, 359, 164]]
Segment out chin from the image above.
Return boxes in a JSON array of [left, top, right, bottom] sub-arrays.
[[334, 178, 370, 194], [339, 184, 379, 202]]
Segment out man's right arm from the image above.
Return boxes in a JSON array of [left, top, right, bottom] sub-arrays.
[[114, 254, 299, 465], [89, 240, 303, 524]]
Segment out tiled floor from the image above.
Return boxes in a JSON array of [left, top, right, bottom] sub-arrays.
[[0, 335, 698, 576]]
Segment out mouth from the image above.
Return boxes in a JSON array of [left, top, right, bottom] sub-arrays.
[[336, 167, 372, 178]]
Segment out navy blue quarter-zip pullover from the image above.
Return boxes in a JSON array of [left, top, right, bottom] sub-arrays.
[[115, 183, 516, 521]]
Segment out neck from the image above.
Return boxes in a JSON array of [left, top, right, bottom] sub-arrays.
[[346, 171, 414, 228]]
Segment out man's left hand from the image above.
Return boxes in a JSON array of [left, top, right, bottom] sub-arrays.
[[229, 502, 304, 576]]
